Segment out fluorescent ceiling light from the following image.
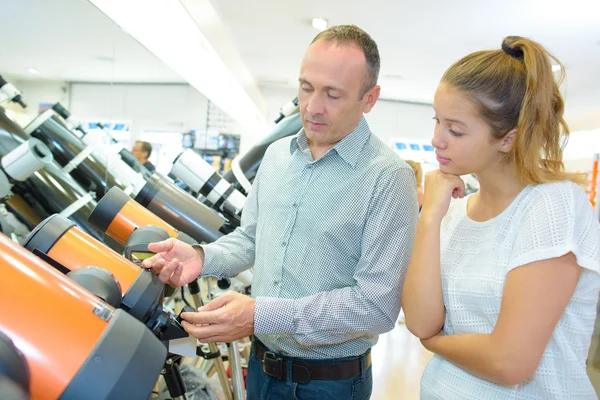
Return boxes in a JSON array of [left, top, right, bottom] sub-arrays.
[[88, 0, 265, 130], [312, 18, 328, 31], [552, 64, 561, 72], [28, 68, 40, 74]]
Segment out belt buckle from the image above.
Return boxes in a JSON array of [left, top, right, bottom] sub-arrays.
[[262, 351, 284, 380]]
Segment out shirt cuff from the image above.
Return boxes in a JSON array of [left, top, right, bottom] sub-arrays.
[[194, 243, 222, 277], [254, 297, 295, 335]]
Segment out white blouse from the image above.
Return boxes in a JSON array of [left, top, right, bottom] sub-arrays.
[[421, 181, 600, 399]]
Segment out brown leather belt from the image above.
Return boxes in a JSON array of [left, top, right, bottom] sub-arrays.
[[254, 340, 371, 384]]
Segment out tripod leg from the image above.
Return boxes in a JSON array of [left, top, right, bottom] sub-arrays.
[[187, 281, 234, 400], [229, 341, 246, 400], [240, 337, 251, 366], [163, 357, 189, 400]]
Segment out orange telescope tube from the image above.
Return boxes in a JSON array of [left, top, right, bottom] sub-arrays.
[[88, 186, 192, 246], [23, 213, 188, 340], [0, 233, 166, 399]]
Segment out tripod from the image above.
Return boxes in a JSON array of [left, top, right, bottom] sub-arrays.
[[187, 280, 246, 400], [160, 353, 189, 400]]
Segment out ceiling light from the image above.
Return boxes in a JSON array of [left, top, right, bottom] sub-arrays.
[[552, 64, 561, 72], [88, 0, 265, 130], [28, 68, 40, 74], [312, 18, 328, 31]]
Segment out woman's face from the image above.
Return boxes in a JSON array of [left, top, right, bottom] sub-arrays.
[[431, 83, 506, 176]]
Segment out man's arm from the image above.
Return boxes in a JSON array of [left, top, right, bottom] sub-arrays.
[[253, 167, 419, 346], [199, 166, 261, 278]]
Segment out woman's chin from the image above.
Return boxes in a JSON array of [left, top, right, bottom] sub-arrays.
[[439, 164, 470, 177], [438, 164, 454, 174]]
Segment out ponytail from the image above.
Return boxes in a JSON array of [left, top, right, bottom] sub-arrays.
[[441, 36, 585, 185]]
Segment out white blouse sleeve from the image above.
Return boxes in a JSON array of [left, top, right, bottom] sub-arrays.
[[508, 182, 600, 273]]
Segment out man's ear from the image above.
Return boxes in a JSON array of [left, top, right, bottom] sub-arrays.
[[362, 85, 380, 114], [499, 128, 517, 153]]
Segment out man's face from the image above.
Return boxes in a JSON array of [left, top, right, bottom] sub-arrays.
[[298, 40, 380, 149], [131, 142, 147, 163]]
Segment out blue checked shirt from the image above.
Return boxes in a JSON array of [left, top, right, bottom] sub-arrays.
[[201, 116, 418, 359]]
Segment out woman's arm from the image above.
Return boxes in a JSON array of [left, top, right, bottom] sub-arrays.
[[402, 216, 445, 338], [402, 170, 465, 339], [421, 252, 582, 385]]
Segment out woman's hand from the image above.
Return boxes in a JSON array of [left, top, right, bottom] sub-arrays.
[[420, 331, 444, 352], [421, 170, 466, 222]]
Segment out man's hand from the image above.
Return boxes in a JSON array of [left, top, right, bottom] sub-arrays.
[[141, 238, 203, 287], [180, 292, 255, 343]]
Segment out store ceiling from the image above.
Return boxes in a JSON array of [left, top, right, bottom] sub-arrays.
[[1, 0, 184, 83], [2, 0, 600, 120], [211, 0, 600, 115]]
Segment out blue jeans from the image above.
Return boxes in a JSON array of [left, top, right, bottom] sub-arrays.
[[246, 344, 372, 400]]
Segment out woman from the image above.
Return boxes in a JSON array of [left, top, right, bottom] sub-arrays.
[[402, 36, 600, 399]]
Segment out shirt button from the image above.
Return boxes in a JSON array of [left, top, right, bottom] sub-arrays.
[[274, 280, 279, 285], [292, 203, 299, 208], [281, 241, 287, 246]]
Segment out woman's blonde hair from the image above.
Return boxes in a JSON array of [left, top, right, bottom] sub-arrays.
[[405, 160, 423, 188], [441, 36, 585, 185]]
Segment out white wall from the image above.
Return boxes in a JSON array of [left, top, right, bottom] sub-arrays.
[[366, 99, 434, 145], [7, 79, 70, 125], [563, 128, 600, 173], [69, 83, 209, 140], [259, 86, 298, 122], [567, 108, 600, 133]]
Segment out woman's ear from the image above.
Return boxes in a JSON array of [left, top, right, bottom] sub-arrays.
[[499, 128, 517, 153]]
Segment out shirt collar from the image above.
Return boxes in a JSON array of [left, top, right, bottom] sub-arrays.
[[290, 116, 371, 168]]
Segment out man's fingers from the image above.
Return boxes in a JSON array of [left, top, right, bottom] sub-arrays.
[[149, 258, 166, 275], [181, 321, 224, 342], [158, 258, 180, 284], [147, 238, 176, 254], [181, 309, 222, 325], [170, 264, 184, 286], [141, 253, 164, 270], [199, 295, 230, 312]]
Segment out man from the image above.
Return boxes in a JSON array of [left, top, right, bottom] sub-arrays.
[[131, 140, 156, 173], [144, 25, 418, 399]]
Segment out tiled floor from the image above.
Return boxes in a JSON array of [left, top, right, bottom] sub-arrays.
[[371, 323, 432, 400]]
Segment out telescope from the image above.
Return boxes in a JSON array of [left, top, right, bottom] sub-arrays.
[[50, 103, 150, 176], [0, 75, 26, 108], [171, 149, 246, 227], [0, 138, 52, 241], [23, 213, 188, 342], [0, 331, 30, 400], [23, 109, 129, 200], [90, 185, 222, 246], [0, 138, 52, 199], [0, 106, 103, 239], [0, 232, 166, 399], [22, 106, 226, 243], [223, 109, 302, 193]]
